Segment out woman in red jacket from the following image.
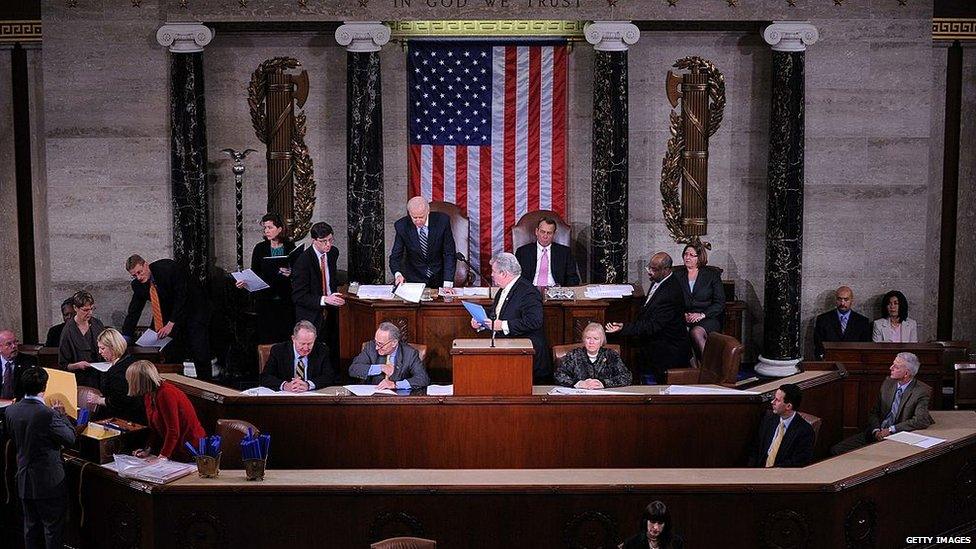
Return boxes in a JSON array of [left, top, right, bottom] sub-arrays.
[[126, 360, 205, 462]]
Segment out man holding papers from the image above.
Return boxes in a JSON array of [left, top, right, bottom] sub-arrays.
[[260, 321, 337, 393], [292, 222, 344, 365], [349, 322, 429, 391], [122, 254, 213, 381], [389, 196, 457, 289], [831, 352, 934, 455], [469, 253, 551, 382]]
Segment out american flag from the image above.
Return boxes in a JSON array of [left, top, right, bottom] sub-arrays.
[[407, 40, 568, 283]]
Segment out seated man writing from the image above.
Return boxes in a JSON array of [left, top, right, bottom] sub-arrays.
[[349, 322, 430, 391]]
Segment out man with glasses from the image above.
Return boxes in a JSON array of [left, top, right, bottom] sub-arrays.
[[1, 329, 35, 400], [349, 322, 429, 391], [292, 222, 345, 365], [606, 252, 689, 383], [260, 321, 336, 393], [122, 254, 213, 381]]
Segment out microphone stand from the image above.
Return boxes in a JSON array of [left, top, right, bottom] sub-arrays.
[[487, 268, 496, 348]]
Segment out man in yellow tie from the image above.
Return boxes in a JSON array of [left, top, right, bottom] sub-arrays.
[[748, 383, 815, 468], [260, 321, 337, 392]]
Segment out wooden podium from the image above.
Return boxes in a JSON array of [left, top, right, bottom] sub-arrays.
[[451, 338, 534, 396]]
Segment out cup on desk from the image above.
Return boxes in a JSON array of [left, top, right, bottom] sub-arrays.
[[243, 458, 266, 481], [195, 454, 221, 478]]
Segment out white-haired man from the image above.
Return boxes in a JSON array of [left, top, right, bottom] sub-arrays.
[[831, 352, 934, 455], [389, 196, 457, 288]]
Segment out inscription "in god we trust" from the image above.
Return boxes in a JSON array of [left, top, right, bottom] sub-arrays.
[[392, 0, 582, 8]]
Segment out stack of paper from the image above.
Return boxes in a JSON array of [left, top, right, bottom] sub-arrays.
[[105, 454, 197, 484], [663, 385, 756, 395], [344, 385, 397, 396], [440, 287, 490, 297], [885, 431, 945, 448], [426, 385, 454, 396], [240, 387, 328, 396], [136, 329, 172, 349], [357, 285, 396, 299], [547, 387, 641, 396], [394, 283, 426, 303], [583, 284, 634, 299]]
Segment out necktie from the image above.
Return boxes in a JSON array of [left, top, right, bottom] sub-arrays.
[[149, 282, 164, 332], [419, 227, 432, 279], [644, 282, 660, 306], [320, 253, 331, 297], [882, 386, 904, 429], [295, 356, 306, 381], [537, 248, 550, 288], [1, 361, 12, 399], [765, 420, 786, 467], [840, 314, 848, 335]]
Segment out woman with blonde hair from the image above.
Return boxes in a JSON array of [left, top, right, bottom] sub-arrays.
[[554, 323, 631, 389], [127, 360, 205, 462], [87, 328, 146, 423]]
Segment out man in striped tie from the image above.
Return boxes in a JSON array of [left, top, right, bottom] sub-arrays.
[[831, 352, 934, 455], [259, 320, 336, 393], [748, 383, 814, 468], [390, 196, 457, 289], [122, 254, 213, 381]]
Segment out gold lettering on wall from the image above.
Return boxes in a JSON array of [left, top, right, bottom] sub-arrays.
[[387, 0, 583, 11]]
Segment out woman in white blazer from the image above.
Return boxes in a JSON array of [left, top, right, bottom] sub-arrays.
[[872, 290, 918, 343]]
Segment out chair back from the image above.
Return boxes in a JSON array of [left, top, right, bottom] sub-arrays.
[[371, 537, 437, 549], [257, 344, 273, 374], [429, 201, 470, 287], [77, 386, 103, 414], [551, 344, 621, 370], [955, 363, 976, 409], [511, 210, 571, 251], [698, 332, 743, 387], [797, 411, 822, 447], [361, 341, 428, 362], [216, 419, 260, 469]]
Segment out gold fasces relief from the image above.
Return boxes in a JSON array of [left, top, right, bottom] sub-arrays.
[[659, 56, 725, 249]]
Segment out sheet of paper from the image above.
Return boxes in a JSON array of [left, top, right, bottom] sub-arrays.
[[231, 269, 270, 292], [89, 361, 113, 373], [357, 284, 396, 299], [42, 367, 78, 419], [136, 329, 173, 350], [344, 385, 397, 397], [440, 287, 490, 297], [462, 300, 490, 326], [426, 384, 454, 396], [886, 431, 945, 448], [105, 454, 196, 484], [394, 282, 426, 303], [663, 385, 756, 395], [583, 284, 633, 299], [241, 387, 329, 396], [547, 387, 642, 396]]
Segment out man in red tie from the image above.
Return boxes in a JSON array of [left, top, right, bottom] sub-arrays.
[[292, 222, 345, 366], [122, 255, 213, 381]]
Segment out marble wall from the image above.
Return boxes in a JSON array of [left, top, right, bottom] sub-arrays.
[[0, 50, 22, 332], [954, 45, 976, 344]]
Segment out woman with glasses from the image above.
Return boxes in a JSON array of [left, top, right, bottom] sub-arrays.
[[672, 242, 725, 360], [554, 323, 631, 389], [58, 290, 105, 387]]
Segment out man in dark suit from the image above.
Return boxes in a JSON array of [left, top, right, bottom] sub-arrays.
[[515, 216, 580, 288], [1, 329, 36, 400], [606, 252, 690, 382], [812, 285, 872, 359], [349, 322, 430, 390], [831, 352, 934, 455], [292, 222, 345, 362], [6, 367, 77, 549], [122, 254, 213, 380], [749, 383, 815, 467], [470, 253, 551, 381], [390, 196, 457, 288], [43, 299, 74, 348], [260, 320, 337, 392]]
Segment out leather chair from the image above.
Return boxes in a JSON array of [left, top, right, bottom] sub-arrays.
[[551, 344, 621, 371], [664, 332, 743, 387], [797, 411, 822, 447], [371, 537, 436, 549], [429, 201, 471, 287], [216, 419, 261, 469], [77, 386, 103, 414], [257, 344, 273, 374], [361, 341, 428, 362], [955, 363, 976, 409], [511, 210, 571, 251]]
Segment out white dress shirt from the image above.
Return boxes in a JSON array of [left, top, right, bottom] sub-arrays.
[[494, 276, 520, 335]]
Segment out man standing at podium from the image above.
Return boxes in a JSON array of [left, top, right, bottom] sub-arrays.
[[390, 196, 457, 288], [470, 253, 550, 381]]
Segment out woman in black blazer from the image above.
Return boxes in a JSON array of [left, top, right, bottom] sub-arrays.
[[237, 213, 297, 343], [88, 328, 147, 424], [672, 242, 726, 359]]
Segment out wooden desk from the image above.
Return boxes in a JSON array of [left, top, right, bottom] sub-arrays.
[[164, 367, 844, 469], [64, 411, 976, 548], [823, 341, 969, 436]]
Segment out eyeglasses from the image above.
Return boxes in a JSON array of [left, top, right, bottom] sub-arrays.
[[78, 306, 96, 313], [314, 236, 335, 244], [374, 339, 395, 350]]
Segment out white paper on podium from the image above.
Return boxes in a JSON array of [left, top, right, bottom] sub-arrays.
[[231, 269, 270, 292], [357, 285, 396, 299], [426, 385, 454, 396], [440, 287, 490, 297], [88, 362, 113, 373], [886, 431, 945, 448], [344, 385, 397, 396], [547, 387, 642, 396], [136, 329, 172, 350], [394, 283, 425, 303], [240, 387, 328, 396], [663, 385, 756, 395]]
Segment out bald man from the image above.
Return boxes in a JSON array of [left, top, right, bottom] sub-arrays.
[[1, 329, 35, 400], [813, 286, 872, 359], [390, 196, 457, 288]]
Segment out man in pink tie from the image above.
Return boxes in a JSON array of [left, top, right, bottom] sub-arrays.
[[514, 216, 580, 290]]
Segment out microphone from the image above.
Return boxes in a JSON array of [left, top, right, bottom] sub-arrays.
[[455, 252, 476, 287], [488, 308, 497, 348]]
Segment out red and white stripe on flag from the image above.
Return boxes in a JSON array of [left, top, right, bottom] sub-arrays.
[[408, 42, 567, 283]]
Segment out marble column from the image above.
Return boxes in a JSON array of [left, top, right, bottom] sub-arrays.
[[157, 23, 214, 283], [336, 22, 390, 284], [756, 22, 819, 378], [585, 22, 638, 284]]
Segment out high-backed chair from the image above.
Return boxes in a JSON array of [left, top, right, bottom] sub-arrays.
[[428, 201, 471, 287], [551, 344, 622, 371], [371, 537, 437, 549], [797, 411, 822, 447], [77, 386, 103, 414], [361, 341, 428, 362], [956, 363, 976, 409], [664, 332, 743, 387], [257, 344, 273, 374], [511, 210, 571, 251], [216, 419, 261, 469]]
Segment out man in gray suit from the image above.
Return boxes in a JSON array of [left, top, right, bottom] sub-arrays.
[[831, 352, 934, 455], [349, 322, 430, 391], [6, 367, 77, 549]]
